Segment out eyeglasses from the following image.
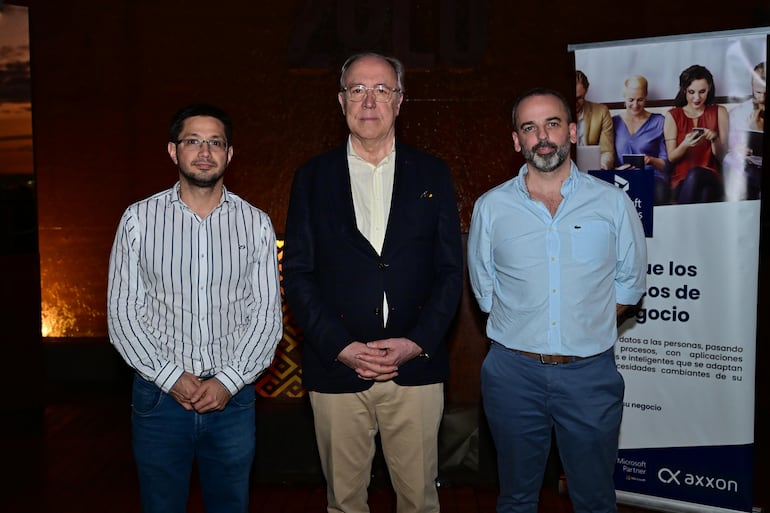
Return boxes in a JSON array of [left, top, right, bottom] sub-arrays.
[[176, 138, 228, 151], [341, 84, 402, 102]]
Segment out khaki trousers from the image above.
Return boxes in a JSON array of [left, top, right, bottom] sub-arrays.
[[309, 381, 444, 513]]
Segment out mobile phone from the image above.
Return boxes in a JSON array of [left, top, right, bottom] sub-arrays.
[[622, 154, 645, 169], [692, 127, 705, 137]]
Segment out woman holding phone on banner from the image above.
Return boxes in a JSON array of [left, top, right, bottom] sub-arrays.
[[613, 75, 670, 204], [663, 64, 729, 204]]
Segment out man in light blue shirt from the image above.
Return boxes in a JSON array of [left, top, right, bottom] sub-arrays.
[[467, 88, 646, 513]]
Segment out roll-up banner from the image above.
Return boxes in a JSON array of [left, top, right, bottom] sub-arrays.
[[569, 28, 767, 513]]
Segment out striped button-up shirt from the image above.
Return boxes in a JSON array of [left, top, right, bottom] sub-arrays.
[[107, 183, 283, 395]]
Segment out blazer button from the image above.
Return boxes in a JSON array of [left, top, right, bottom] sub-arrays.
[[374, 308, 381, 316], [378, 262, 389, 270]]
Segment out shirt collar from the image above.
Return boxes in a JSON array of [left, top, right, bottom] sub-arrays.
[[170, 182, 231, 208], [516, 160, 581, 198], [346, 136, 397, 167]]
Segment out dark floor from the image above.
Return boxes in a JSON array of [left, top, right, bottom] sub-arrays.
[[2, 384, 655, 513]]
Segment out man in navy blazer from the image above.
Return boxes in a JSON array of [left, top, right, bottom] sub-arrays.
[[283, 52, 463, 513]]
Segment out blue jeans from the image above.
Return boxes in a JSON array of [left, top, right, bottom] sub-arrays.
[[482, 343, 624, 513], [131, 374, 256, 513]]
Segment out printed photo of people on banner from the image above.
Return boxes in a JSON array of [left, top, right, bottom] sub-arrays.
[[570, 28, 767, 513]]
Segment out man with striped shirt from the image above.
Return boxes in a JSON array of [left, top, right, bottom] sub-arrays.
[[107, 104, 283, 513]]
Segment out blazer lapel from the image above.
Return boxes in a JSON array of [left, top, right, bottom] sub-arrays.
[[329, 145, 380, 256], [382, 142, 413, 253]]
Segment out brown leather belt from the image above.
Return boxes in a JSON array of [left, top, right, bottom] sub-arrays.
[[491, 341, 600, 365], [516, 350, 589, 365]]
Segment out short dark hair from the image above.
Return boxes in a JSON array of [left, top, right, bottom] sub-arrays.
[[511, 87, 574, 129], [169, 103, 233, 145], [674, 65, 716, 107]]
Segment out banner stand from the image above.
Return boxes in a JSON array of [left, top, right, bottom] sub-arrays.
[[570, 27, 768, 513]]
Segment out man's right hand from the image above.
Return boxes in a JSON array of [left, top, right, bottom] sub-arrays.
[[337, 342, 399, 381], [169, 372, 202, 410]]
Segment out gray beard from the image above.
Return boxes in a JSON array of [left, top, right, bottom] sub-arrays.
[[522, 141, 570, 172]]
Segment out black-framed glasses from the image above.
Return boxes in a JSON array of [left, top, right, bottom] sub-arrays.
[[341, 84, 402, 102], [176, 138, 228, 151]]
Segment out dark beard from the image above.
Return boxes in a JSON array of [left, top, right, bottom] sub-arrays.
[[179, 164, 224, 188], [521, 140, 571, 172]]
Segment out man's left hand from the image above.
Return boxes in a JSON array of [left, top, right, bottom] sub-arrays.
[[362, 337, 424, 369], [190, 378, 232, 413]]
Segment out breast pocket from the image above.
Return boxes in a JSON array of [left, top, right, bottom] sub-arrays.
[[570, 221, 610, 263]]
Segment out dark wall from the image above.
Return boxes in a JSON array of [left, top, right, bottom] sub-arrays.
[[22, 0, 768, 337], [4, 0, 768, 505]]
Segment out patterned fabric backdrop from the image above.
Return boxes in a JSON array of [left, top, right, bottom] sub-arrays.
[[254, 240, 306, 399]]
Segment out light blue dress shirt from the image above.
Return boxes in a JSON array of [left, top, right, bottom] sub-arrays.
[[467, 162, 647, 357]]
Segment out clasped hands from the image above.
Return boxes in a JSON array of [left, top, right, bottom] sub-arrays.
[[170, 372, 232, 413], [337, 337, 424, 381]]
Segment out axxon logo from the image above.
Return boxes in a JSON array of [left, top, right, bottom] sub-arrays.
[[657, 468, 739, 492]]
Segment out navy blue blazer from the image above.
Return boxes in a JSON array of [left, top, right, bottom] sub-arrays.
[[283, 140, 463, 393]]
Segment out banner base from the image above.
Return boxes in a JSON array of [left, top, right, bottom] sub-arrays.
[[617, 491, 753, 513]]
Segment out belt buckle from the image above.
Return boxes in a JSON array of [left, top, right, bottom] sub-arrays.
[[539, 354, 558, 365]]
